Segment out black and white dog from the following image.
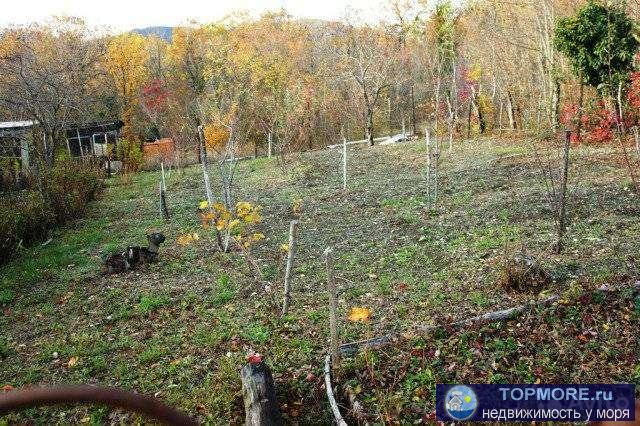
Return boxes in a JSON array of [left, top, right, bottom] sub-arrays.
[[104, 232, 166, 274]]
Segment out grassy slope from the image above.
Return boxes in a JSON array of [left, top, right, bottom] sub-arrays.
[[0, 138, 639, 424]]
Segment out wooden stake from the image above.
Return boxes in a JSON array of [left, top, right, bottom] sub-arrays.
[[160, 162, 166, 191], [281, 220, 299, 317], [324, 247, 340, 366], [342, 136, 347, 190], [426, 128, 431, 203], [159, 182, 169, 220], [267, 132, 272, 158]]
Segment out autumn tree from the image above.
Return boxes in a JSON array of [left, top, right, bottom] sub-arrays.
[[105, 32, 150, 140], [337, 24, 403, 146], [0, 18, 106, 167]]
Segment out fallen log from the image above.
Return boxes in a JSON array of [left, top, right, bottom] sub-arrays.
[[340, 281, 640, 357], [340, 294, 560, 357], [241, 361, 282, 426]]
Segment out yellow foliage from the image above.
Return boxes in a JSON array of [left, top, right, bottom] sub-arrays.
[[177, 233, 199, 246], [291, 198, 303, 216], [348, 307, 372, 322], [198, 200, 264, 249], [105, 33, 149, 135], [203, 124, 229, 152], [467, 64, 482, 82]]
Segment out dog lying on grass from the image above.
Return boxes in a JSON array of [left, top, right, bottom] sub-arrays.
[[103, 232, 166, 274]]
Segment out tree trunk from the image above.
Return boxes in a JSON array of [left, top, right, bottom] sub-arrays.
[[411, 85, 417, 135], [507, 91, 516, 130], [324, 247, 340, 366], [240, 362, 282, 426], [366, 110, 374, 146], [197, 126, 215, 207], [576, 76, 584, 143], [555, 130, 571, 254]]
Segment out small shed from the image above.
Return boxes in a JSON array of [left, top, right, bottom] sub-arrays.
[[64, 120, 123, 158], [0, 120, 35, 171]]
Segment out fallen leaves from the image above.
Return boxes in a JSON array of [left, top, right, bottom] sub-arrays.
[[67, 356, 79, 367], [348, 307, 372, 322], [2, 384, 14, 392], [177, 233, 199, 246]]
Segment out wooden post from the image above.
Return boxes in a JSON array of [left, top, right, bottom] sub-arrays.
[[161, 162, 167, 192], [240, 361, 282, 426], [281, 220, 298, 317], [426, 128, 432, 203], [324, 247, 340, 366], [76, 128, 84, 157], [159, 182, 170, 220], [159, 162, 170, 220], [555, 130, 571, 254], [20, 140, 29, 171], [342, 135, 347, 190]]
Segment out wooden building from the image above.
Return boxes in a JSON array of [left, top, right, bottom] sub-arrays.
[[64, 120, 123, 158]]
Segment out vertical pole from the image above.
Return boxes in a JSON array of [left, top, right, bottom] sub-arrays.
[[159, 181, 170, 220], [281, 220, 299, 317], [342, 135, 347, 191], [161, 161, 166, 191], [268, 132, 272, 158], [426, 128, 431, 204], [324, 247, 340, 366], [76, 129, 83, 157], [104, 133, 111, 176]]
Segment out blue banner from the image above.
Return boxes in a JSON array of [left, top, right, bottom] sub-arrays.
[[436, 384, 636, 422]]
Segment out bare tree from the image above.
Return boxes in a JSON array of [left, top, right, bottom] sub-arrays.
[[0, 19, 106, 167]]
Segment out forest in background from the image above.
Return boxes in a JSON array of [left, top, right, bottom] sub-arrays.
[[1, 0, 640, 169]]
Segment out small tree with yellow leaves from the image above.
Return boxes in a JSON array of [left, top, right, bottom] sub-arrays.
[[198, 200, 265, 279]]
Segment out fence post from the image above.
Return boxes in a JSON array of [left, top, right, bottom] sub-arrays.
[[342, 136, 347, 190], [324, 247, 340, 366], [281, 220, 299, 317]]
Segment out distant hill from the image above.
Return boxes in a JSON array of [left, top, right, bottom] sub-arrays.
[[132, 26, 173, 41]]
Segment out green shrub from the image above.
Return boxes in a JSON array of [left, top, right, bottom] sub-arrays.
[[0, 159, 102, 264], [116, 138, 144, 172]]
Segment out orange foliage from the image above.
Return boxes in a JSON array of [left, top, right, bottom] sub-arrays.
[[203, 124, 229, 152]]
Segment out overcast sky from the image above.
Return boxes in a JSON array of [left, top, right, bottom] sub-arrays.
[[0, 0, 417, 32]]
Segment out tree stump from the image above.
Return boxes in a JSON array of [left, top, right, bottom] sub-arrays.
[[240, 361, 282, 426]]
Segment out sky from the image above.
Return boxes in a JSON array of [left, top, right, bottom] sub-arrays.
[[0, 0, 405, 32]]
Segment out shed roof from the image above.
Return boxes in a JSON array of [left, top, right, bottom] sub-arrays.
[[0, 120, 37, 130]]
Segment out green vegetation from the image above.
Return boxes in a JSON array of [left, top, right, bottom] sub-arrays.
[[1, 139, 639, 423]]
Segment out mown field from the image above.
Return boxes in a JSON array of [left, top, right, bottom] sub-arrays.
[[1, 137, 639, 424]]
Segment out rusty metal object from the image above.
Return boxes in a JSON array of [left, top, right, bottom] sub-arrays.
[[0, 385, 198, 425]]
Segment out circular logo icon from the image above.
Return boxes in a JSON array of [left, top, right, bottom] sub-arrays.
[[445, 385, 478, 421]]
